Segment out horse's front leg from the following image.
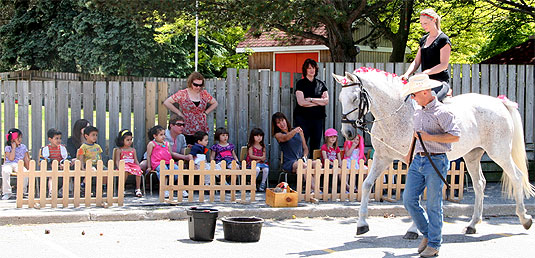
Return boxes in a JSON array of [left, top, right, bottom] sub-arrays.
[[357, 156, 391, 235]]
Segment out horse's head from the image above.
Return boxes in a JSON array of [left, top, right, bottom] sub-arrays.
[[333, 72, 368, 140]]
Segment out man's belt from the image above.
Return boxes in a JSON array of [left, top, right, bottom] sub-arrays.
[[416, 152, 444, 157]]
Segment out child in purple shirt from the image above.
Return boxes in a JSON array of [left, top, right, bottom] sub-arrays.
[[210, 127, 240, 169], [2, 128, 30, 200]]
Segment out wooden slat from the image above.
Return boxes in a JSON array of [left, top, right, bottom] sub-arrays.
[[516, 65, 525, 126], [394, 62, 405, 75], [490, 64, 499, 97], [280, 72, 292, 122], [39, 161, 47, 207], [0, 81, 3, 160], [133, 81, 146, 159], [83, 81, 94, 124], [57, 81, 69, 143], [461, 64, 471, 94], [291, 72, 301, 124], [205, 79, 215, 144], [525, 65, 534, 144], [157, 81, 168, 127], [499, 64, 507, 96], [507, 65, 516, 102], [109, 81, 120, 159], [325, 62, 334, 130], [70, 81, 82, 126], [44, 81, 56, 134], [31, 81, 43, 160], [95, 81, 107, 152], [259, 70, 270, 144], [216, 79, 226, 129], [480, 64, 489, 95], [334, 63, 345, 144], [145, 82, 157, 142], [270, 71, 281, 170], [471, 64, 480, 94], [238, 69, 249, 148], [4, 81, 16, 132], [452, 64, 461, 95], [63, 161, 70, 208], [249, 70, 260, 130], [227, 69, 238, 146], [17, 81, 29, 147], [121, 82, 132, 131]]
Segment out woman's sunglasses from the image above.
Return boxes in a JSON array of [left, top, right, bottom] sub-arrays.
[[192, 82, 204, 87]]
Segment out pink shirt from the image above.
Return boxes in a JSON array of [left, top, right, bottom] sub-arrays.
[[320, 144, 340, 162], [150, 141, 172, 169]]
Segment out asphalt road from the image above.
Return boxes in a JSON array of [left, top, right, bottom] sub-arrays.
[[1, 215, 533, 258]]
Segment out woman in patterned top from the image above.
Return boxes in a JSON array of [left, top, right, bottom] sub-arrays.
[[163, 72, 218, 145]]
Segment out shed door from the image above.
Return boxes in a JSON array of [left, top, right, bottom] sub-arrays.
[[275, 53, 319, 86]]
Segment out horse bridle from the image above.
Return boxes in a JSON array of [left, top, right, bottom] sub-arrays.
[[340, 74, 408, 131], [340, 75, 370, 130]]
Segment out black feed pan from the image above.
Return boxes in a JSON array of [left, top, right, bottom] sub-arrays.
[[222, 217, 264, 242]]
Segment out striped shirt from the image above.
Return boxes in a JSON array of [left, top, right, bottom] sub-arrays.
[[413, 97, 460, 153]]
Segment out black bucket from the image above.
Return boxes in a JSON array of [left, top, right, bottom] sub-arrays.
[[222, 217, 264, 242], [186, 207, 219, 241]]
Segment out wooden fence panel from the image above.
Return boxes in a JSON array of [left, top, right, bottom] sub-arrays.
[[44, 81, 56, 133], [121, 82, 132, 131], [499, 65, 507, 96], [17, 81, 29, 147], [133, 81, 146, 159], [508, 65, 517, 102], [249, 69, 260, 130], [270, 71, 281, 170], [471, 64, 480, 94], [480, 64, 489, 95], [238, 69, 249, 148], [260, 70, 270, 157], [0, 81, 3, 159], [145, 82, 157, 141], [227, 69, 238, 146], [95, 81, 107, 149], [4, 81, 15, 132], [70, 81, 81, 125], [517, 66, 525, 125], [490, 64, 499, 97], [325, 62, 335, 130], [216, 79, 226, 129], [83, 81, 94, 124], [31, 81, 43, 160], [280, 72, 292, 121], [462, 64, 471, 94], [157, 82, 168, 127], [452, 64, 461, 95], [108, 81, 120, 159], [205, 79, 215, 144], [526, 65, 534, 144], [57, 81, 69, 143]]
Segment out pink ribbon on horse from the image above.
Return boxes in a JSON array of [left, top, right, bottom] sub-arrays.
[[497, 95, 518, 109]]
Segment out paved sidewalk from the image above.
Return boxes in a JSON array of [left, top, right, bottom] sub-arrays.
[[0, 182, 534, 225]]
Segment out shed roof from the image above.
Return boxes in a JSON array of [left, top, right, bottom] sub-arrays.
[[236, 27, 329, 53], [481, 38, 535, 64]]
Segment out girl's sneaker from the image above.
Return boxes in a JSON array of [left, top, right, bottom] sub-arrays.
[[258, 183, 266, 192], [135, 189, 142, 197]]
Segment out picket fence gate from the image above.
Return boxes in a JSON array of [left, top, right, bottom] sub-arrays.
[[159, 160, 257, 203], [16, 160, 125, 208], [295, 159, 465, 203]]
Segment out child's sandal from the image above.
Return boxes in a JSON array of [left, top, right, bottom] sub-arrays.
[[135, 189, 142, 197]]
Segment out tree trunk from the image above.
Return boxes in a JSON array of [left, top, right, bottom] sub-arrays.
[[327, 27, 358, 62], [389, 0, 414, 62]]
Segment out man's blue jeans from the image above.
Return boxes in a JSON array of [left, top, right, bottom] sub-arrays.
[[403, 154, 449, 250]]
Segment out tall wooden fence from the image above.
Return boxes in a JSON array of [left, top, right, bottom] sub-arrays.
[[1, 63, 533, 178]]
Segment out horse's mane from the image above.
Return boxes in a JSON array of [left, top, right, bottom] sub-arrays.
[[353, 67, 407, 88]]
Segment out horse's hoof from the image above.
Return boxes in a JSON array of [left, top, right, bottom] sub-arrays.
[[522, 219, 532, 230], [464, 226, 477, 234], [403, 231, 419, 240], [356, 225, 369, 235]]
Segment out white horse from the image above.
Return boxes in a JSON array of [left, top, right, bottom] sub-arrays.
[[333, 68, 535, 238]]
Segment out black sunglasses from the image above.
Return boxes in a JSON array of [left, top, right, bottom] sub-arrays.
[[174, 122, 185, 127], [192, 82, 204, 87]]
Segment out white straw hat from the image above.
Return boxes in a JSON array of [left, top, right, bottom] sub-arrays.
[[401, 73, 443, 97]]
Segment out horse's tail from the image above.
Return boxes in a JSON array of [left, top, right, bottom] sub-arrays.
[[501, 101, 535, 199]]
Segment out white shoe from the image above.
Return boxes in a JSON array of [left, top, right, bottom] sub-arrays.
[[182, 190, 189, 198], [2, 193, 12, 200], [164, 190, 169, 198]]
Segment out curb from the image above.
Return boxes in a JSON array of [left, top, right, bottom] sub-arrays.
[[1, 203, 533, 226]]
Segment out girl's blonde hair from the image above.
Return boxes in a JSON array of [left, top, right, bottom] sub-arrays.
[[420, 8, 441, 30]]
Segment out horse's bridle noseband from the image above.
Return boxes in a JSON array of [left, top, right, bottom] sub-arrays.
[[341, 76, 370, 130]]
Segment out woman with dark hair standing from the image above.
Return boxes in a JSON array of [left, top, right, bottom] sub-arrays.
[[401, 8, 452, 101], [163, 71, 218, 145], [66, 119, 91, 159], [294, 58, 329, 155]]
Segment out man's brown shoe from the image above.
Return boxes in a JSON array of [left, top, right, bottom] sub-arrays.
[[417, 237, 428, 254], [420, 246, 439, 257]]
